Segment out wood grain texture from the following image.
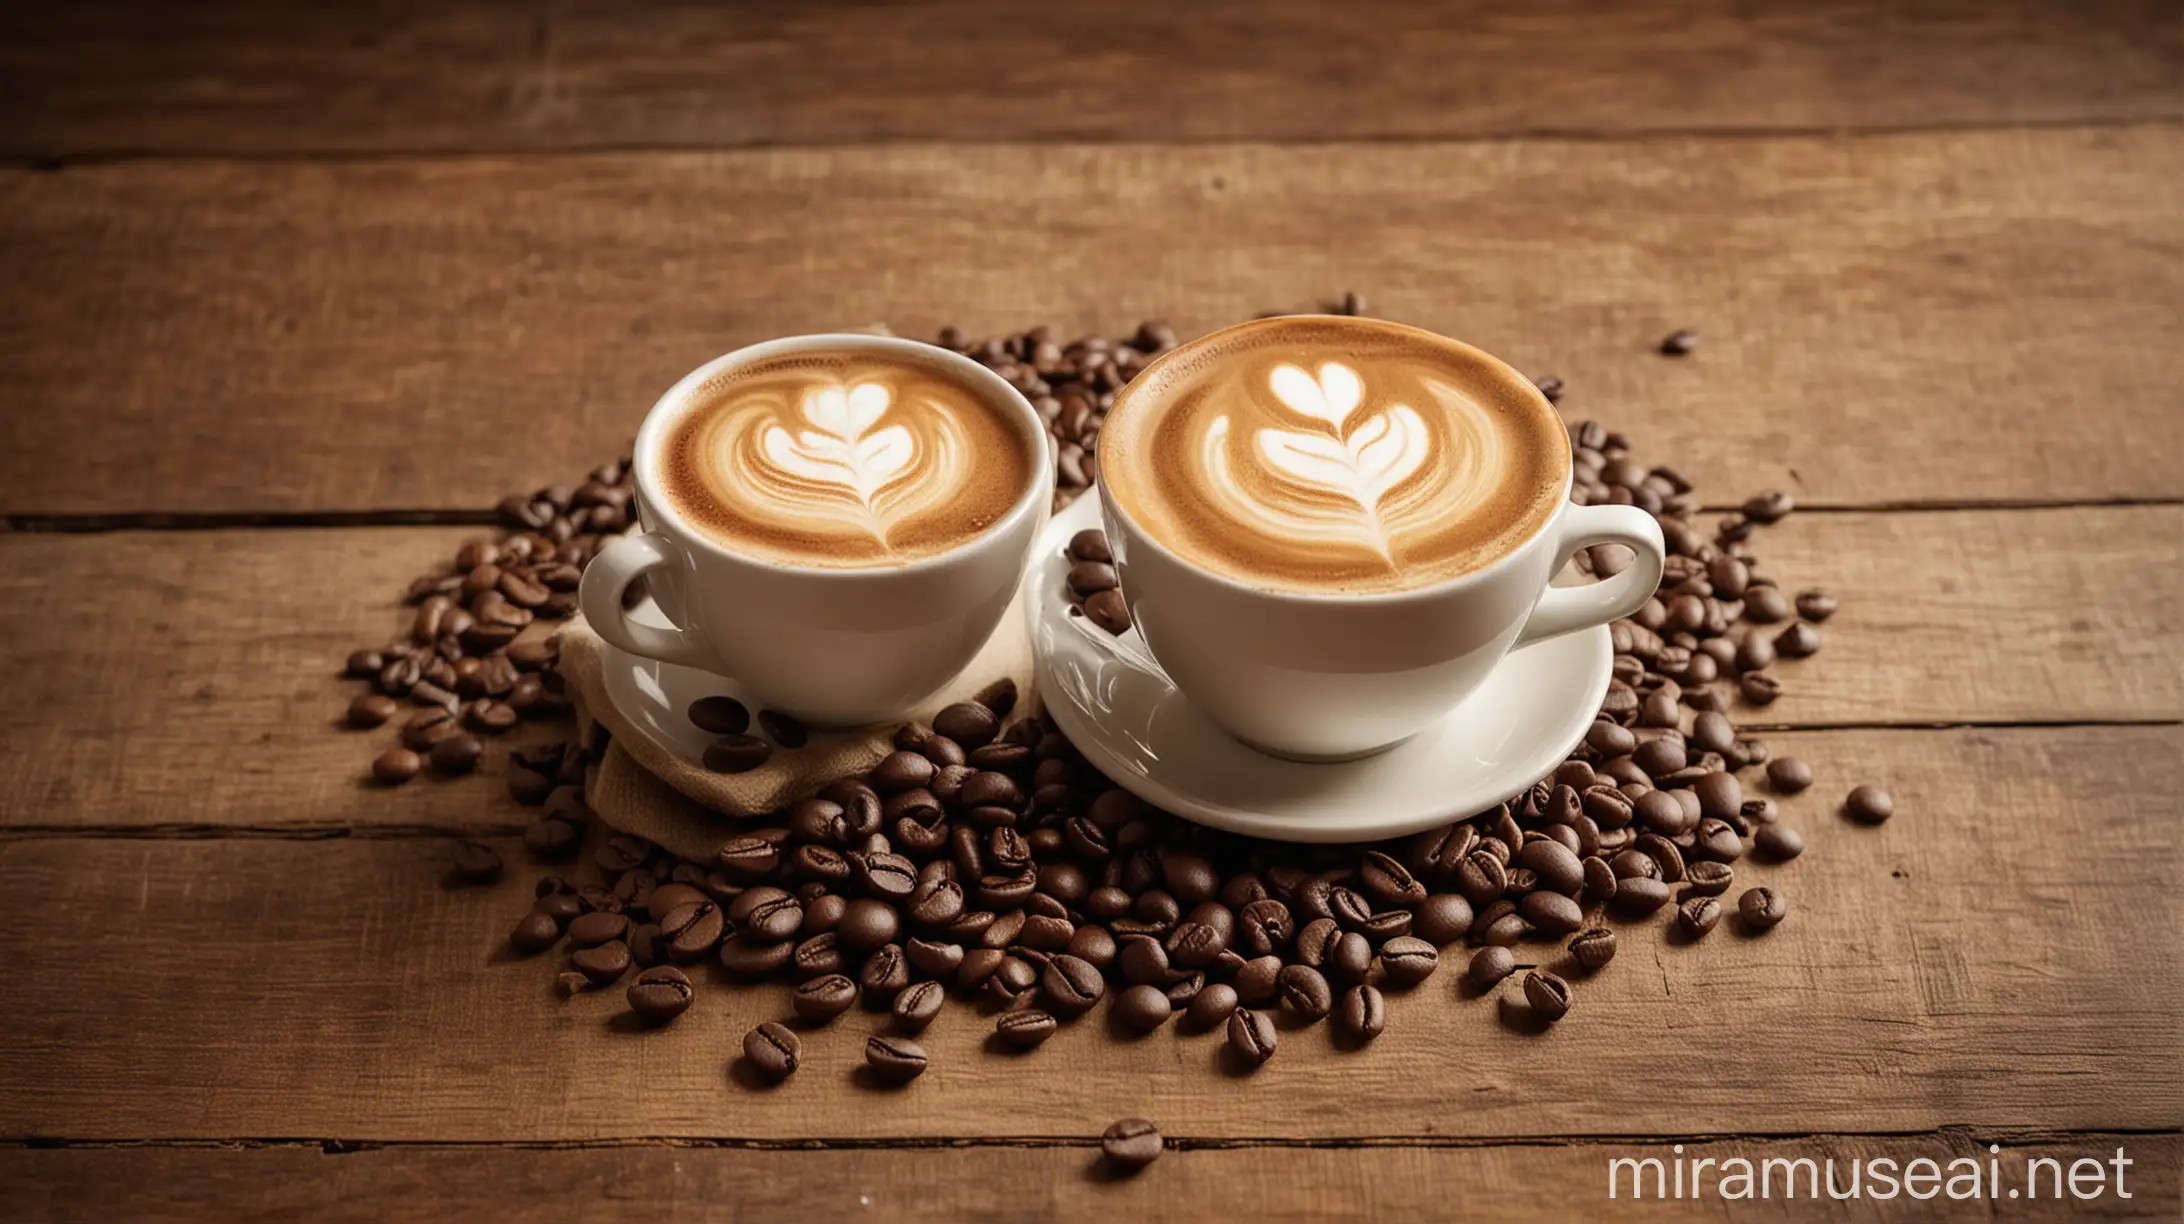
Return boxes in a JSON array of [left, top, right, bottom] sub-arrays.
[[3, 128, 2181, 516], [3, 0, 2180, 156], [0, 725, 2174, 1141], [0, 1136, 2174, 1223], [0, 510, 2175, 832]]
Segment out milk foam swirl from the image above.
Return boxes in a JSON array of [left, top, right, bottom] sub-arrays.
[[1100, 318, 1568, 594], [659, 351, 1032, 567]]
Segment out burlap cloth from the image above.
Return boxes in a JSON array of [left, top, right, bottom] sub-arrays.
[[556, 595, 1035, 862]]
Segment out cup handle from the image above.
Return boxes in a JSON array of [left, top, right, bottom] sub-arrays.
[[1513, 503, 1666, 647], [577, 532, 720, 671]]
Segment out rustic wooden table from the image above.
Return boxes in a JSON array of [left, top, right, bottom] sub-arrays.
[[1, 3, 2179, 1220]]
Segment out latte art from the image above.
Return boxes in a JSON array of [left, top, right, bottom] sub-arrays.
[[1100, 317, 1568, 594], [659, 349, 1034, 567]]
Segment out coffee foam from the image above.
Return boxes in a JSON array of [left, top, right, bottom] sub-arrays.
[[1099, 317, 1569, 594], [658, 348, 1033, 567]]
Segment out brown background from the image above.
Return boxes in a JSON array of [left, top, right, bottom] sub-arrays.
[[0, 2, 2179, 1220]]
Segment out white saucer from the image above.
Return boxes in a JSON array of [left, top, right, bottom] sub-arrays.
[[599, 596, 847, 768], [1027, 495, 1612, 844]]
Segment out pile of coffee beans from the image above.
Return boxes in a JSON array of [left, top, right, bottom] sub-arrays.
[[338, 311, 1895, 1086]]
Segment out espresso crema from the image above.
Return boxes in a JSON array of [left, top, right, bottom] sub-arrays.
[[658, 348, 1034, 567], [1099, 317, 1569, 594]]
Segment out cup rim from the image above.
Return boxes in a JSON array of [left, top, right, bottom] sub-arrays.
[[631, 333, 1055, 579], [1096, 316, 1577, 606]]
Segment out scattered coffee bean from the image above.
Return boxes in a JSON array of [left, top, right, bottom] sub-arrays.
[[450, 841, 502, 884], [1523, 971, 1572, 1022], [347, 692, 399, 728], [743, 1022, 801, 1081], [687, 696, 751, 735], [863, 1034, 929, 1084], [1743, 490, 1794, 523], [1568, 928, 1617, 972], [1102, 1118, 1163, 1172], [371, 747, 422, 786], [1796, 589, 1837, 621], [995, 1009, 1059, 1050], [1658, 328, 1699, 356], [1466, 946, 1516, 991], [1338, 984, 1387, 1041], [1041, 954, 1107, 1016], [1083, 589, 1130, 634], [1185, 982, 1240, 1030], [1739, 671, 1783, 706], [1754, 824, 1805, 861], [1113, 983, 1173, 1032], [571, 939, 632, 985], [1739, 886, 1787, 931], [626, 966, 694, 1024], [1845, 783, 1895, 824], [509, 909, 561, 955], [1277, 964, 1333, 1021], [1226, 1008, 1277, 1067], [429, 734, 484, 775], [704, 734, 773, 773], [892, 980, 945, 1033], [1775, 621, 1821, 659], [1766, 757, 1814, 793], [1676, 896, 1723, 939]]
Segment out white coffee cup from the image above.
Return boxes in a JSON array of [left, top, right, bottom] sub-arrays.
[[580, 334, 1054, 727], [1096, 371, 1664, 762]]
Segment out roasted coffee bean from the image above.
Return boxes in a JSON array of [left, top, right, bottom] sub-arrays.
[[1683, 860, 1735, 896], [1083, 589, 1130, 633], [1658, 328, 1699, 356], [1676, 895, 1723, 939], [1612, 877, 1673, 916], [1102, 1118, 1163, 1172], [1161, 851, 1221, 905], [1766, 757, 1814, 793], [1359, 851, 1425, 906], [1739, 886, 1788, 931], [687, 696, 751, 735], [1743, 489, 1794, 523], [1795, 588, 1838, 621], [837, 898, 902, 951], [1041, 954, 1106, 1016], [660, 900, 725, 961], [1378, 936, 1439, 985], [509, 909, 561, 955], [1754, 824, 1805, 861], [450, 840, 502, 884], [991, 1009, 1057, 1054], [793, 932, 845, 978], [1113, 983, 1173, 1032], [864, 1035, 929, 1084], [792, 974, 859, 1023], [1466, 946, 1517, 991], [347, 692, 399, 729], [891, 980, 945, 1033], [1234, 956, 1282, 1005], [1522, 970, 1572, 1022], [1845, 783, 1895, 824], [718, 933, 796, 976], [932, 702, 1000, 749], [870, 750, 935, 793], [569, 911, 630, 947], [1277, 964, 1333, 1021], [1516, 840, 1583, 895], [1518, 891, 1585, 936], [860, 943, 911, 998], [1165, 920, 1227, 969], [1185, 982, 1240, 1030], [703, 735, 772, 773], [1410, 894, 1472, 945], [716, 835, 782, 881], [571, 939, 632, 985], [1337, 983, 1387, 1042], [1293, 917, 1339, 968], [371, 747, 423, 785], [743, 1022, 801, 1081], [1226, 1008, 1277, 1067], [1738, 671, 1783, 706], [1325, 932, 1373, 985], [1568, 927, 1618, 972], [1774, 621, 1821, 659], [626, 965, 694, 1024], [535, 892, 583, 925]]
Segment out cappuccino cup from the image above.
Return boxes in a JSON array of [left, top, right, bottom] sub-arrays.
[[1096, 316, 1665, 760], [580, 334, 1053, 726]]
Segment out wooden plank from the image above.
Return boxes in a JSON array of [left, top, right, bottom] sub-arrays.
[[0, 509, 2174, 833], [3, 1, 2179, 157], [0, 1136, 2175, 1223], [2, 128, 2180, 516], [0, 725, 2173, 1140]]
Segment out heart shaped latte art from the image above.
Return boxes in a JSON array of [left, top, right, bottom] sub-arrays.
[[758, 383, 921, 541], [1204, 361, 1438, 564]]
